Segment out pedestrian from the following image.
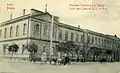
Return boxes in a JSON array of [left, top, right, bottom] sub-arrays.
[[64, 56, 70, 65], [77, 57, 80, 62]]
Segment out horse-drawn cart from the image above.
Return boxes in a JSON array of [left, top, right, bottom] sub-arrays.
[[29, 53, 41, 62]]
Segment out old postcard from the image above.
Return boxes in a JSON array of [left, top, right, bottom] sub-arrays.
[[0, 0, 120, 73]]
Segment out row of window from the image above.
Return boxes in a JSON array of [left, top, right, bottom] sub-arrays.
[[0, 23, 27, 38], [58, 30, 83, 42], [87, 36, 118, 47], [0, 23, 118, 48], [34, 22, 57, 39], [58, 30, 118, 47]]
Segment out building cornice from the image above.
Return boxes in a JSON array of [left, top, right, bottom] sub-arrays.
[[0, 37, 59, 43], [86, 29, 120, 41], [59, 23, 84, 33]]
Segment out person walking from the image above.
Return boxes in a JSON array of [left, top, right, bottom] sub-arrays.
[[64, 55, 70, 65]]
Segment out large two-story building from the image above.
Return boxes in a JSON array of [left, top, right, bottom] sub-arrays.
[[0, 9, 120, 61]]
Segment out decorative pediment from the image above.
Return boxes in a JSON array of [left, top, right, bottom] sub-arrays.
[[34, 12, 59, 24]]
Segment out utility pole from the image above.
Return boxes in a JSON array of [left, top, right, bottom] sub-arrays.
[[27, 16, 30, 59], [82, 29, 87, 62], [82, 31, 85, 62], [50, 15, 54, 64]]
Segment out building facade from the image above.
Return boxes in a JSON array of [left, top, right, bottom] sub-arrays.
[[0, 9, 120, 61]]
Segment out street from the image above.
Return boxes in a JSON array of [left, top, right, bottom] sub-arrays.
[[0, 57, 120, 73]]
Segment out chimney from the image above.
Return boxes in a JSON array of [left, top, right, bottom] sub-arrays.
[[78, 25, 80, 28], [45, 4, 47, 13], [23, 9, 26, 15], [114, 34, 117, 37]]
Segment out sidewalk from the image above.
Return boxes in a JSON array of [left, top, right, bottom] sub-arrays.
[[0, 54, 29, 59]]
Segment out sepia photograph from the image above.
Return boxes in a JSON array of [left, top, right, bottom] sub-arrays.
[[0, 0, 120, 73]]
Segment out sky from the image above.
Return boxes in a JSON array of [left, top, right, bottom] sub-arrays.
[[0, 0, 120, 37]]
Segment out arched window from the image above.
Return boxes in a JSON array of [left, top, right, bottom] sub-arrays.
[[98, 38, 100, 45], [43, 24, 48, 36], [81, 35, 84, 43], [87, 36, 90, 44], [4, 28, 7, 38], [58, 30, 62, 40], [95, 37, 97, 45], [23, 23, 27, 35], [102, 39, 103, 46], [76, 34, 79, 42], [35, 24, 39, 35], [16, 25, 19, 36], [10, 27, 13, 37], [71, 33, 74, 41], [65, 31, 68, 41], [91, 36, 94, 44]]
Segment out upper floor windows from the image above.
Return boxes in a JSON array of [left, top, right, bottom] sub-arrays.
[[4, 28, 7, 38], [98, 38, 100, 45], [91, 36, 94, 44], [81, 35, 84, 43], [53, 25, 55, 37], [35, 24, 39, 35], [43, 24, 48, 36], [101, 39, 103, 46], [23, 23, 27, 35], [16, 25, 19, 36], [10, 27, 13, 37], [87, 36, 90, 44], [104, 40, 106, 47], [95, 37, 97, 45], [71, 33, 74, 41], [76, 34, 79, 42], [65, 31, 68, 41], [58, 30, 62, 40]]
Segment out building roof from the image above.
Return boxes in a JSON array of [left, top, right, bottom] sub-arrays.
[[59, 23, 84, 32], [86, 29, 120, 41], [0, 8, 59, 26], [85, 29, 104, 37]]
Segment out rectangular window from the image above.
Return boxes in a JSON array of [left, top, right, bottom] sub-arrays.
[[43, 24, 48, 36], [76, 34, 79, 42], [10, 27, 13, 37], [98, 38, 100, 45], [81, 35, 84, 43], [4, 28, 7, 38], [52, 25, 57, 38], [65, 31, 68, 41], [91, 37, 94, 44], [87, 36, 90, 44], [71, 33, 74, 41], [95, 37, 97, 45], [23, 23, 27, 35], [104, 40, 106, 47], [59, 30, 62, 40], [102, 39, 103, 46], [35, 24, 39, 35], [16, 25, 19, 36]]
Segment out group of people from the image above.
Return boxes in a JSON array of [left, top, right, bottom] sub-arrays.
[[52, 55, 71, 65], [29, 52, 81, 65]]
